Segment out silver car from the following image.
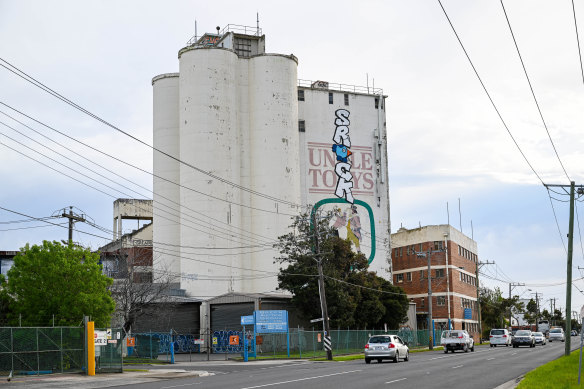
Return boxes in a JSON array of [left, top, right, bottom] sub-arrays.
[[532, 332, 546, 345], [364, 335, 409, 364], [548, 328, 565, 342]]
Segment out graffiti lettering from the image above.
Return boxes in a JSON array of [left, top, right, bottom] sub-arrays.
[[332, 109, 353, 203]]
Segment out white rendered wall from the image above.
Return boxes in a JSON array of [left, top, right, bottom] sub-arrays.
[[299, 90, 391, 280], [246, 55, 300, 293], [152, 74, 181, 280]]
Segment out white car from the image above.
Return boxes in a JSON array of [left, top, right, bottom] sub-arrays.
[[548, 328, 565, 342], [364, 335, 409, 364], [489, 328, 511, 347], [532, 332, 547, 345]]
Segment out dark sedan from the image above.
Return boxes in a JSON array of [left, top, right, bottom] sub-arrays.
[[512, 330, 535, 348]]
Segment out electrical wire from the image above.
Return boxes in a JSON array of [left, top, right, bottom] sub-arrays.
[[0, 105, 299, 218], [500, 0, 571, 182], [547, 187, 568, 254], [437, 0, 545, 185], [0, 58, 301, 208], [572, 0, 584, 85]]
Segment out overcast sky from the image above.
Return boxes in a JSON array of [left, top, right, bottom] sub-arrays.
[[1, 0, 584, 318]]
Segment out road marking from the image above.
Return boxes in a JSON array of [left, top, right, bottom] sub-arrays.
[[240, 369, 362, 389], [428, 356, 449, 360], [452, 365, 464, 369], [385, 378, 407, 384], [487, 358, 495, 361], [161, 383, 203, 388]]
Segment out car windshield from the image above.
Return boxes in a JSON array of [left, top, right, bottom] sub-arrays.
[[516, 330, 530, 336], [491, 330, 505, 335], [533, 332, 543, 336], [550, 329, 562, 333], [368, 336, 391, 344]]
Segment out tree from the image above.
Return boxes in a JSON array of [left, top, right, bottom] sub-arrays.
[[275, 212, 409, 329], [523, 299, 538, 324], [104, 246, 176, 334], [3, 241, 115, 327], [479, 286, 524, 335]]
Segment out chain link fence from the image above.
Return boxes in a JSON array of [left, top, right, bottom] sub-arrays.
[[0, 327, 84, 377], [129, 327, 443, 360]]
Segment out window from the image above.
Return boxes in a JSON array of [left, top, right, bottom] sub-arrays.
[[420, 270, 425, 279], [374, 97, 379, 109], [419, 243, 423, 252], [344, 93, 349, 106], [329, 92, 333, 104], [406, 272, 412, 282], [434, 241, 443, 251], [421, 297, 425, 307], [436, 269, 444, 278], [437, 296, 446, 306], [298, 120, 305, 132], [396, 274, 404, 283], [298, 89, 305, 101], [399, 247, 403, 257]]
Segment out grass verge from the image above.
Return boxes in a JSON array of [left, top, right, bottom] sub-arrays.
[[518, 349, 584, 389]]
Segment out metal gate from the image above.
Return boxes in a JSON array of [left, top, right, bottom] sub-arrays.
[[0, 327, 84, 376], [94, 328, 123, 373]]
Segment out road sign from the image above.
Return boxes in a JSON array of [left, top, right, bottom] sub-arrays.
[[310, 318, 324, 323], [212, 337, 218, 345], [241, 315, 254, 326], [229, 335, 240, 345]]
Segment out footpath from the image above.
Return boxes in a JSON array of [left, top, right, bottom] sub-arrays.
[[0, 353, 301, 388]]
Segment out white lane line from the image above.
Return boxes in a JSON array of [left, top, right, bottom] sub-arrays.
[[487, 358, 495, 361], [428, 356, 450, 361], [161, 383, 202, 388], [385, 378, 407, 384], [452, 365, 464, 369], [240, 369, 362, 389]]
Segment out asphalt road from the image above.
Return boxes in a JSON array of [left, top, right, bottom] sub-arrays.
[[115, 340, 579, 389]]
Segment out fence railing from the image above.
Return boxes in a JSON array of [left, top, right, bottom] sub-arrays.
[[131, 328, 443, 360], [0, 327, 84, 376]]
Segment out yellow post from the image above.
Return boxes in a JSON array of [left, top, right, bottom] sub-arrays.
[[87, 321, 95, 376]]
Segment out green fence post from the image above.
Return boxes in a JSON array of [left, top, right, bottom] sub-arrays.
[[298, 326, 302, 359], [150, 331, 153, 360], [36, 328, 40, 375]]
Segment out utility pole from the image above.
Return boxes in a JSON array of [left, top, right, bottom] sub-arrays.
[[415, 246, 444, 350], [60, 206, 85, 244], [544, 182, 583, 356], [312, 211, 332, 361], [509, 282, 525, 328], [477, 260, 495, 339]]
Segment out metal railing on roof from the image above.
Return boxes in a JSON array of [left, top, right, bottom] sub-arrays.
[[186, 24, 262, 46], [298, 79, 383, 95]]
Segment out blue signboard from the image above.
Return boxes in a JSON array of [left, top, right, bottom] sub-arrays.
[[464, 308, 472, 320], [254, 310, 288, 333], [241, 315, 254, 326]]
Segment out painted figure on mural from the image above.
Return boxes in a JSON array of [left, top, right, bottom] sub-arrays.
[[332, 205, 362, 252]]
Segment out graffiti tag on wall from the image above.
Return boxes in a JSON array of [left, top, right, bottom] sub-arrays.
[[332, 109, 354, 203]]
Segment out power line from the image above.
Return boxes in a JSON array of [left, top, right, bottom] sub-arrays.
[[0, 105, 299, 218], [572, 0, 584, 85], [0, 58, 301, 208], [500, 0, 571, 182], [437, 0, 545, 185]]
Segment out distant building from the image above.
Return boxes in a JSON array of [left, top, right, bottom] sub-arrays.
[[391, 225, 480, 340], [0, 251, 17, 276]]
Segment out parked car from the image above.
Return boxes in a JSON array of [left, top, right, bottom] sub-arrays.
[[364, 335, 409, 364], [489, 328, 511, 347], [532, 332, 546, 346], [512, 330, 535, 348], [548, 328, 565, 342], [441, 330, 475, 353]]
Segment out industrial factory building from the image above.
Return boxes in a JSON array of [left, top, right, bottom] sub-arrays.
[[150, 24, 391, 328]]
